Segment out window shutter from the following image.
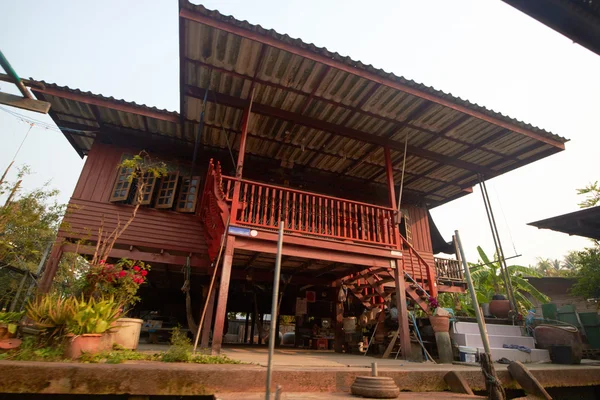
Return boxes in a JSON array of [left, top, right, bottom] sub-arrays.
[[109, 166, 133, 202], [155, 172, 179, 209], [175, 176, 201, 213]]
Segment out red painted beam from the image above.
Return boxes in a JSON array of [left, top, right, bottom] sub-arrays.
[[31, 87, 179, 124], [179, 7, 565, 150], [185, 86, 495, 175]]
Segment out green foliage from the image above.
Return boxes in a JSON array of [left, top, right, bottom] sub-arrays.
[[577, 181, 600, 209], [119, 152, 168, 183], [162, 326, 192, 362], [570, 246, 600, 303], [0, 166, 64, 271], [80, 348, 159, 364], [0, 311, 24, 324], [2, 336, 65, 362], [437, 293, 475, 317], [26, 293, 76, 334], [470, 246, 550, 313], [67, 296, 122, 335], [533, 256, 579, 277]]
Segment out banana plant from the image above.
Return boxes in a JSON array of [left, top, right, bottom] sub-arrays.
[[470, 246, 550, 313]]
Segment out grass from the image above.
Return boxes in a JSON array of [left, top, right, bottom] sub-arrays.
[[2, 327, 240, 365]]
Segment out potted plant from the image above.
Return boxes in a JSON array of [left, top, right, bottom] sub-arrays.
[[427, 297, 450, 333], [64, 296, 122, 359], [83, 258, 150, 349], [0, 311, 24, 339], [25, 294, 74, 337]]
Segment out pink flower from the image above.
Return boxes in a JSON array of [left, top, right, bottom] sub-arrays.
[[99, 260, 106, 265], [133, 266, 141, 272], [141, 270, 148, 277], [118, 270, 127, 278]]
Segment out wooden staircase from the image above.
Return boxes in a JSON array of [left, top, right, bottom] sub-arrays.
[[345, 265, 432, 315]]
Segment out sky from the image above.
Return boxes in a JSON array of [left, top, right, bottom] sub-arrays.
[[1, 0, 598, 267]]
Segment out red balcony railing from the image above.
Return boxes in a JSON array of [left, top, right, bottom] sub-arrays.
[[220, 175, 399, 248]]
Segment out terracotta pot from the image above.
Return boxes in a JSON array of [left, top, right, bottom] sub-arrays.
[[429, 315, 450, 333], [489, 299, 510, 318], [64, 334, 104, 359]]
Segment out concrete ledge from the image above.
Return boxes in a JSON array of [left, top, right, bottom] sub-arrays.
[[0, 361, 599, 395]]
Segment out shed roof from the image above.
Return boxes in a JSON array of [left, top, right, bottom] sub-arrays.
[[29, 1, 569, 208], [528, 206, 600, 240], [178, 1, 567, 207]]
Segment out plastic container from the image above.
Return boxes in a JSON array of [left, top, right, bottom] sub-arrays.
[[112, 318, 143, 350], [458, 346, 477, 363], [343, 317, 356, 332]]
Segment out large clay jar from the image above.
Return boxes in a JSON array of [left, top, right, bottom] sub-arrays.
[[489, 300, 510, 318], [429, 315, 450, 333], [64, 334, 103, 359]]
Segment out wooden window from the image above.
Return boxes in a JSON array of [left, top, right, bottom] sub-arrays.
[[175, 176, 201, 212], [155, 172, 179, 209], [134, 173, 158, 205], [109, 166, 134, 202]]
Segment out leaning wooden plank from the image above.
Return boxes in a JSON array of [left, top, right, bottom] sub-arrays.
[[0, 91, 51, 114], [507, 361, 552, 400], [444, 371, 474, 395]]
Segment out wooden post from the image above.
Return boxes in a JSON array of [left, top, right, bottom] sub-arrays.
[[250, 306, 256, 345], [230, 89, 255, 224], [275, 313, 281, 348], [37, 241, 63, 293], [333, 281, 344, 353], [200, 286, 216, 349], [393, 260, 412, 359], [244, 309, 250, 344], [258, 314, 264, 345], [211, 235, 236, 355]]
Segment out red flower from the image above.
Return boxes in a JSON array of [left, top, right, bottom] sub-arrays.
[[99, 260, 106, 265], [133, 266, 141, 272], [118, 270, 127, 278], [141, 270, 148, 276]]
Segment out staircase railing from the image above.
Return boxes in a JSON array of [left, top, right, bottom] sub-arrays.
[[434, 257, 464, 282], [221, 175, 398, 248], [399, 235, 438, 298], [198, 160, 230, 262]]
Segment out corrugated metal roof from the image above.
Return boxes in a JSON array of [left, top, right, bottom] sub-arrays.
[[29, 80, 180, 157], [178, 1, 568, 207]]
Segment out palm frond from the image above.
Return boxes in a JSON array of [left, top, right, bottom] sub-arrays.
[[508, 265, 541, 277]]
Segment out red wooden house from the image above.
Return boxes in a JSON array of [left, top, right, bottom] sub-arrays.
[[32, 1, 567, 357]]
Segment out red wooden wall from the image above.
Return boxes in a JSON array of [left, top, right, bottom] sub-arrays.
[[402, 205, 435, 281], [60, 142, 208, 258]]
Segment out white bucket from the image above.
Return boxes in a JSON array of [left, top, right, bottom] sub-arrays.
[[343, 317, 356, 332], [112, 318, 143, 350], [458, 346, 477, 363]]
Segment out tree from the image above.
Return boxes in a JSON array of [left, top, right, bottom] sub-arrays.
[[577, 181, 600, 209], [569, 246, 600, 303], [0, 166, 64, 271], [470, 246, 549, 313], [533, 256, 578, 277]]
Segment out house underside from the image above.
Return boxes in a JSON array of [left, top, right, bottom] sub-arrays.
[[29, 0, 567, 357]]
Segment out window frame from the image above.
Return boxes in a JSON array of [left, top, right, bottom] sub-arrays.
[[109, 165, 134, 202], [175, 175, 201, 213], [154, 171, 180, 209]]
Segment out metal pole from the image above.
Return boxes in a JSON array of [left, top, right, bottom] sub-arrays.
[[9, 272, 28, 312], [454, 230, 492, 356], [478, 178, 516, 314], [266, 221, 284, 400], [480, 179, 518, 315]]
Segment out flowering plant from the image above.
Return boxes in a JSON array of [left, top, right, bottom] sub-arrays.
[[84, 258, 150, 308], [427, 296, 439, 313]]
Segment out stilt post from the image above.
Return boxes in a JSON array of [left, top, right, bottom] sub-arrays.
[[200, 286, 216, 349], [393, 260, 412, 359], [211, 235, 236, 354]]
